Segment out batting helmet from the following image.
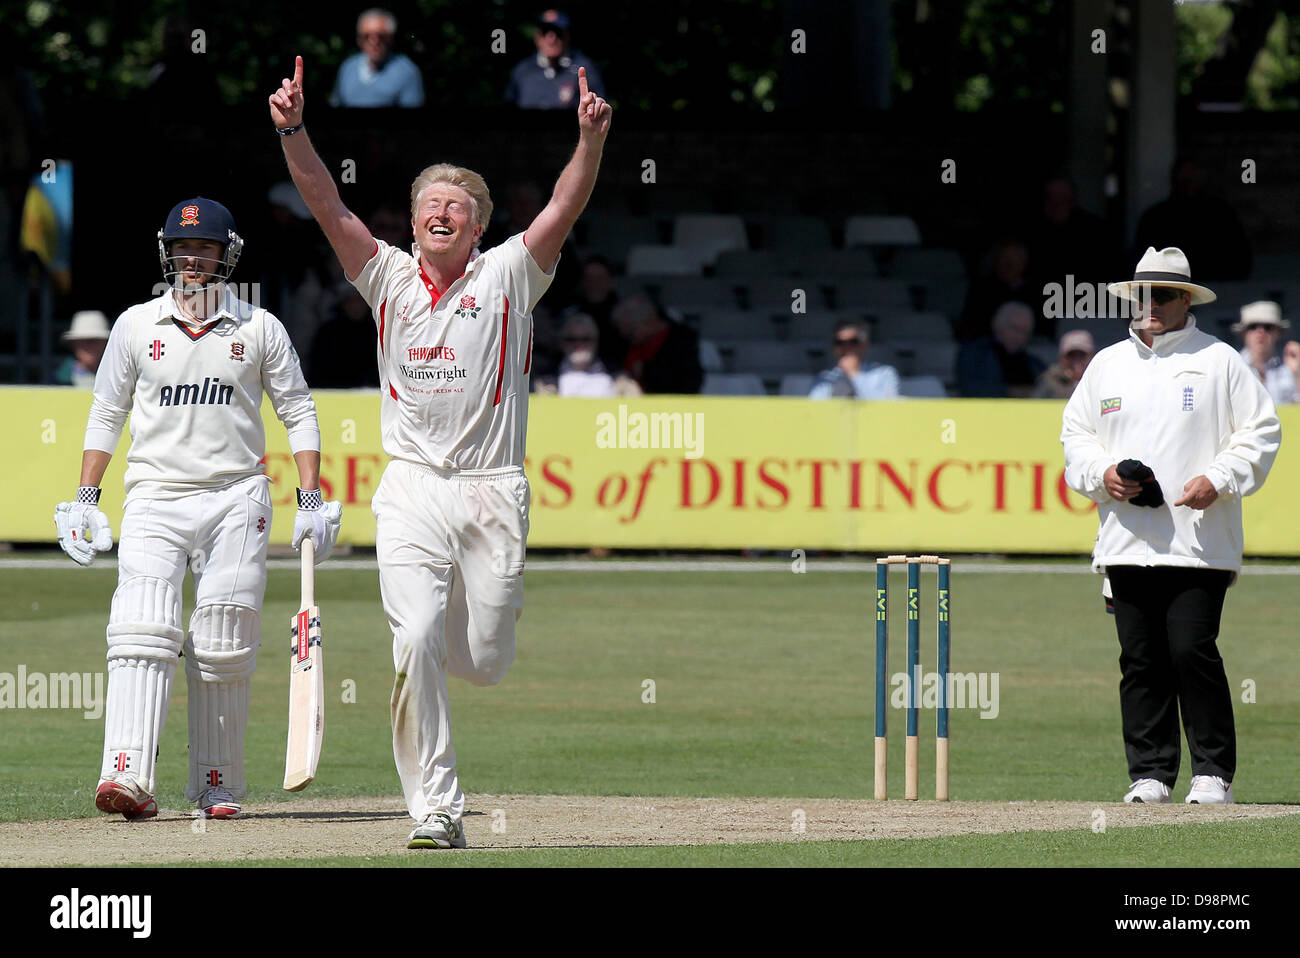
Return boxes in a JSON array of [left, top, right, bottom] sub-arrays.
[[157, 197, 244, 290]]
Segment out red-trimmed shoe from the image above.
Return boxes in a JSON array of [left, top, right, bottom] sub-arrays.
[[199, 785, 241, 819], [95, 780, 158, 820]]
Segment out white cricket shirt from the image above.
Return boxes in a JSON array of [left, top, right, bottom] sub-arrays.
[[84, 288, 321, 501], [1061, 317, 1280, 572], [350, 233, 554, 470]]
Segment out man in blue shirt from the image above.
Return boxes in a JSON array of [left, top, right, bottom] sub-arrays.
[[809, 319, 900, 399], [505, 10, 606, 110], [331, 8, 424, 108]]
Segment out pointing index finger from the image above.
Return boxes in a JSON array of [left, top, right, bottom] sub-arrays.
[[578, 66, 588, 99], [294, 55, 303, 91]]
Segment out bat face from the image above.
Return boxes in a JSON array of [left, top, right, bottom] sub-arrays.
[[283, 603, 324, 792]]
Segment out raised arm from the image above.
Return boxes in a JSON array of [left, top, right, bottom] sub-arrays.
[[524, 66, 612, 273], [269, 56, 375, 280]]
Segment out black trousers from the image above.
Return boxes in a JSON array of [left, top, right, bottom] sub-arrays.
[[1108, 566, 1236, 785]]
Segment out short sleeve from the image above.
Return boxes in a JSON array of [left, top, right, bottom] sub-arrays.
[[349, 239, 408, 326], [497, 232, 556, 315]]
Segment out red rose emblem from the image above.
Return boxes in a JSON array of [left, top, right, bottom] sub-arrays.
[[459, 295, 476, 309]]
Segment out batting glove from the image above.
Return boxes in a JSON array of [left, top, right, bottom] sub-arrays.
[[54, 488, 114, 566], [291, 488, 342, 563]]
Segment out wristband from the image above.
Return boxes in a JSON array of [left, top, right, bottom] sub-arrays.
[[276, 122, 304, 136], [297, 488, 323, 510], [76, 486, 101, 505]]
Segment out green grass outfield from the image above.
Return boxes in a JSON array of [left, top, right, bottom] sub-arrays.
[[3, 556, 1299, 866]]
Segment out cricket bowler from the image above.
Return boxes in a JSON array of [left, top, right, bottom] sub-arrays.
[[268, 55, 611, 848]]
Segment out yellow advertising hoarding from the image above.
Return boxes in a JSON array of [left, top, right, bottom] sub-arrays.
[[6, 387, 1295, 554]]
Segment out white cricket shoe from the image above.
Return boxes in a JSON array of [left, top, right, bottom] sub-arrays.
[[1185, 775, 1233, 805], [408, 811, 467, 849], [95, 779, 157, 820], [1123, 778, 1172, 803], [199, 785, 241, 819]]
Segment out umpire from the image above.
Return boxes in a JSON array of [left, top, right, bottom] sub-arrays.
[[1061, 247, 1281, 805]]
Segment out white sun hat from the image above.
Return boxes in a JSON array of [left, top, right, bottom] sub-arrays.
[[1232, 300, 1289, 333], [61, 310, 111, 342], [1106, 247, 1217, 305]]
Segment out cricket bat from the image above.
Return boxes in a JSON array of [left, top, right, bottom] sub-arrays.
[[283, 537, 324, 791]]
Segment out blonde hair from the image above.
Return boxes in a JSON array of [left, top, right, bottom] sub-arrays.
[[409, 164, 493, 243]]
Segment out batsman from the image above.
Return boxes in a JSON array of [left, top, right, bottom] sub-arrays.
[[269, 56, 611, 848], [55, 198, 342, 821]]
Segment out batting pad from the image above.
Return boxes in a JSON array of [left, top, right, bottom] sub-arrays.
[[102, 576, 184, 796], [184, 603, 260, 801]]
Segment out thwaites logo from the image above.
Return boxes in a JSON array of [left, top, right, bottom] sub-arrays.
[[407, 345, 455, 361], [150, 340, 165, 361], [453, 295, 481, 320]]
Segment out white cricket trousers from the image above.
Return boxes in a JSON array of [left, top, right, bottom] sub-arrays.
[[372, 459, 529, 823]]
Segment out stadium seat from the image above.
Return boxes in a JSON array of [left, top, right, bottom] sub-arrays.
[[784, 248, 878, 277], [626, 245, 703, 276], [872, 311, 955, 343], [886, 340, 958, 380], [912, 279, 967, 320], [702, 373, 767, 396], [651, 276, 741, 310], [673, 215, 749, 268], [899, 375, 948, 398], [826, 278, 913, 312], [580, 215, 659, 268], [715, 249, 784, 277], [779, 311, 840, 343], [844, 215, 922, 248], [698, 339, 724, 372], [763, 216, 833, 252], [725, 340, 814, 375], [779, 373, 816, 396], [697, 310, 778, 341], [743, 277, 827, 311], [887, 247, 967, 280]]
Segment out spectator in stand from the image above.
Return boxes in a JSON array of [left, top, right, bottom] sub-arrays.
[[1133, 156, 1251, 281], [1235, 301, 1299, 406], [1034, 328, 1095, 399], [52, 311, 111, 389], [957, 300, 1046, 398], [264, 181, 337, 354], [505, 10, 605, 110], [1029, 174, 1113, 300], [482, 178, 580, 310], [330, 8, 424, 108], [613, 294, 703, 394], [309, 282, 381, 389], [958, 238, 1037, 341], [535, 313, 639, 398], [572, 254, 625, 368], [809, 319, 899, 399]]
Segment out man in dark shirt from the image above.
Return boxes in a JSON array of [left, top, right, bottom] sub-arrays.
[[1134, 157, 1251, 281], [956, 301, 1046, 397], [613, 295, 703, 394], [505, 10, 606, 110]]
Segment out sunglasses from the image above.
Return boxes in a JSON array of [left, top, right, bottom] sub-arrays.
[[1244, 323, 1277, 333], [358, 31, 392, 40], [1136, 287, 1183, 305], [833, 336, 864, 347]]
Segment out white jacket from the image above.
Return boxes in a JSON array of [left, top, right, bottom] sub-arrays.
[[1061, 316, 1280, 573]]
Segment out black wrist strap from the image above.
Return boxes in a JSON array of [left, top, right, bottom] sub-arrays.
[[276, 122, 304, 136], [76, 486, 101, 505], [297, 488, 322, 509]]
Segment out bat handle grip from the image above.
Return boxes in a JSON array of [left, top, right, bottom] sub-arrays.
[[301, 537, 315, 606]]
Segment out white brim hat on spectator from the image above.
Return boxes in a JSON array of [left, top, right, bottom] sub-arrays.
[[62, 310, 111, 343], [1232, 300, 1289, 333], [1106, 247, 1217, 305], [1058, 329, 1095, 356]]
